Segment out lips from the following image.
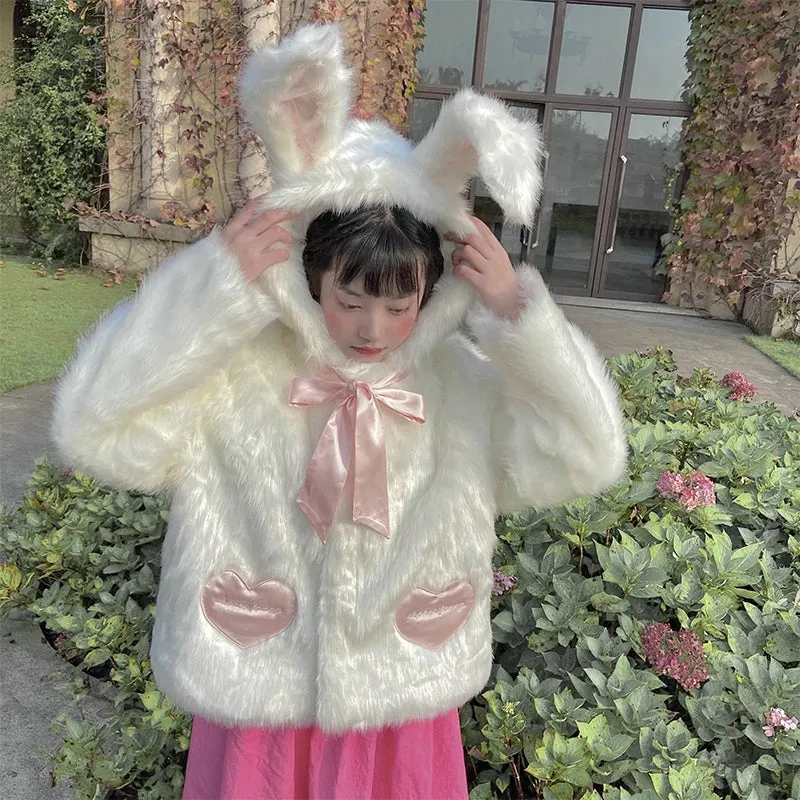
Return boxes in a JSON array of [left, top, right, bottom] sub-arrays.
[[353, 346, 384, 356]]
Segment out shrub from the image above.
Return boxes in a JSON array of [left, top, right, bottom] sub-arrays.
[[0, 0, 106, 261], [0, 465, 188, 798], [466, 348, 800, 800], [1, 348, 799, 798]]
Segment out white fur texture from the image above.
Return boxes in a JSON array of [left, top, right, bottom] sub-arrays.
[[53, 25, 628, 732], [239, 25, 353, 179]]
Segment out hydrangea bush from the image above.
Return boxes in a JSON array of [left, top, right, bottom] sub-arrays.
[[466, 348, 800, 800], [1, 348, 799, 799]]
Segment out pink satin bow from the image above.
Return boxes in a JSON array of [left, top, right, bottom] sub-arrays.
[[289, 371, 425, 543]]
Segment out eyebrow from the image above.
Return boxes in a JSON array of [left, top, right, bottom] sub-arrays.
[[337, 286, 416, 301]]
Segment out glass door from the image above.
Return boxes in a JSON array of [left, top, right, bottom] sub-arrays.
[[594, 112, 686, 300], [411, 0, 692, 301], [536, 107, 618, 292]]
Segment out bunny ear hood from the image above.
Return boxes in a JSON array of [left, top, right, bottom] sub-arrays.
[[239, 24, 546, 370]]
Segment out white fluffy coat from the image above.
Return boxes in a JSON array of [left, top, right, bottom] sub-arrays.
[[52, 25, 627, 732]]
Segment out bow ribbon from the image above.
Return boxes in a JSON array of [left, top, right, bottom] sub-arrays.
[[289, 371, 426, 543]]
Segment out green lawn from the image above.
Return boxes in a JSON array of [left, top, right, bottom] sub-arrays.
[[0, 256, 138, 393], [747, 335, 800, 380]]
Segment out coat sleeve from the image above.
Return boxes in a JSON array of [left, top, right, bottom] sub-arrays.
[[51, 229, 279, 493], [467, 265, 628, 514]]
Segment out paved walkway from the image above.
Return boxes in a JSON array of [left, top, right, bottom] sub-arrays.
[[1, 302, 798, 799]]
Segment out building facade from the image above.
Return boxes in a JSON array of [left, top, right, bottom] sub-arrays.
[[410, 0, 691, 302]]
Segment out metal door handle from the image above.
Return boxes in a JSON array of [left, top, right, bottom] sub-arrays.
[[605, 154, 628, 254]]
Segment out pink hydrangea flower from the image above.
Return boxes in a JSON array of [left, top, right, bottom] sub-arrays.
[[720, 372, 757, 401], [492, 570, 518, 596], [640, 623, 709, 691], [657, 471, 716, 512], [763, 707, 799, 737]]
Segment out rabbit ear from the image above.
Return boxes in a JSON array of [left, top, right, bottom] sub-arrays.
[[411, 90, 545, 226], [239, 25, 353, 180]]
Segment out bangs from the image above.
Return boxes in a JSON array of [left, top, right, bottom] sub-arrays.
[[333, 225, 422, 299], [303, 205, 444, 307]]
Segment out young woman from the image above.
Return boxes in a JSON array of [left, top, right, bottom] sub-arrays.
[[53, 25, 627, 798]]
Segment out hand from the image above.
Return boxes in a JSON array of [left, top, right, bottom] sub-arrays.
[[445, 216, 523, 320], [222, 198, 294, 282]]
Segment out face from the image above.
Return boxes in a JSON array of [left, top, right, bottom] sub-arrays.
[[319, 271, 422, 362]]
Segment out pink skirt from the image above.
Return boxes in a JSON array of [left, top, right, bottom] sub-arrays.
[[182, 710, 469, 799]]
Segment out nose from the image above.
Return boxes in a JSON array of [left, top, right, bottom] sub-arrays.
[[358, 311, 382, 343]]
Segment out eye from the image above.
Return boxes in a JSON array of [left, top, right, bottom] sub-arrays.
[[340, 301, 361, 311], [388, 305, 411, 315]]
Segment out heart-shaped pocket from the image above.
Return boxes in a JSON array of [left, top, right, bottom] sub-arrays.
[[394, 580, 475, 651], [201, 570, 297, 649]]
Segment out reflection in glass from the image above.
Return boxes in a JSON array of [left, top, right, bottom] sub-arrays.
[[631, 9, 690, 101], [483, 0, 553, 92], [556, 4, 630, 98], [473, 106, 543, 263], [416, 0, 479, 87], [409, 98, 443, 143], [603, 115, 685, 298], [536, 110, 612, 290]]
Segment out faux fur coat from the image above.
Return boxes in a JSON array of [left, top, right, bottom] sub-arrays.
[[52, 25, 628, 732]]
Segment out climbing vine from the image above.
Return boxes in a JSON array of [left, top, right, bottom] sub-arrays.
[[83, 0, 426, 240], [95, 0, 258, 231], [663, 0, 800, 313]]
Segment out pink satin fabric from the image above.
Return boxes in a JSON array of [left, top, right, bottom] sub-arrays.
[[182, 711, 469, 800], [289, 371, 425, 542], [200, 570, 297, 649], [395, 581, 475, 651]]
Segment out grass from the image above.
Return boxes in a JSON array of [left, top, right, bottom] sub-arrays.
[[747, 335, 800, 380], [0, 256, 138, 393]]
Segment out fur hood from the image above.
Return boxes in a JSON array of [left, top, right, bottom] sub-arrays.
[[239, 24, 545, 371]]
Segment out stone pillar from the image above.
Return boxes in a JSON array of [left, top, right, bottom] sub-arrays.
[[776, 171, 800, 277], [236, 0, 280, 202], [104, 0, 139, 213], [87, 0, 281, 272]]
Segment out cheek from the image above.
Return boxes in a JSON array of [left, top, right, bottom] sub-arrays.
[[323, 310, 348, 337], [393, 312, 417, 340]]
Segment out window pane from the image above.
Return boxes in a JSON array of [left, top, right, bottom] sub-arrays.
[[537, 110, 613, 290], [483, 0, 554, 92], [556, 4, 630, 98], [409, 98, 443, 143], [603, 115, 685, 298], [631, 9, 690, 101], [417, 0, 479, 87]]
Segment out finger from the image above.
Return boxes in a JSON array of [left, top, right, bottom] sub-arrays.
[[255, 226, 293, 250], [469, 215, 498, 240], [461, 229, 497, 261], [225, 203, 256, 235], [452, 243, 490, 274], [247, 208, 296, 235], [261, 248, 290, 269], [453, 261, 485, 291]]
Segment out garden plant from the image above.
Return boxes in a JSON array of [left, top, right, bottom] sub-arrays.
[[1, 347, 799, 799]]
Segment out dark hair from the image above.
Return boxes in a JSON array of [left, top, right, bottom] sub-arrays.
[[302, 206, 444, 308]]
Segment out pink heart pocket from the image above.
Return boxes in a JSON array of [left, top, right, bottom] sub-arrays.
[[201, 570, 297, 649], [394, 580, 475, 651]]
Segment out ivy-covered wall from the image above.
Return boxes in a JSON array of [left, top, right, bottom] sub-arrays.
[[663, 0, 800, 317]]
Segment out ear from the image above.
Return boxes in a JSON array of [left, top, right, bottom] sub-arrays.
[[411, 89, 545, 226], [239, 25, 353, 180]]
